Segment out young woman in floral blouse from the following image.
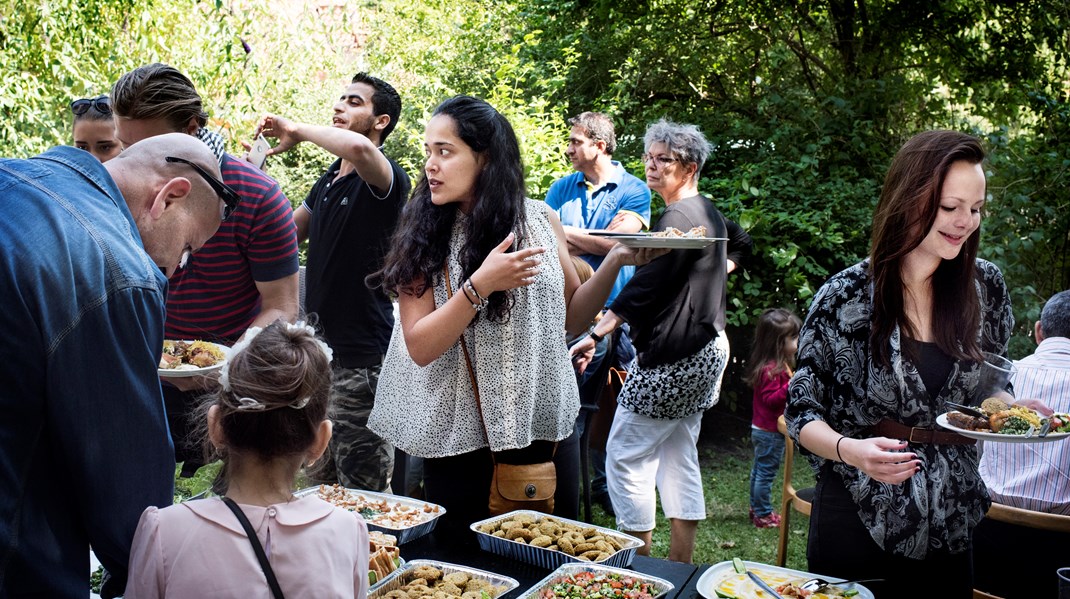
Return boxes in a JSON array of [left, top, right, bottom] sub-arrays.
[[785, 130, 1013, 597]]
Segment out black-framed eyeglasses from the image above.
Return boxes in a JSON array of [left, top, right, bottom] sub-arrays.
[[70, 95, 112, 117], [165, 156, 241, 220], [641, 153, 679, 167]]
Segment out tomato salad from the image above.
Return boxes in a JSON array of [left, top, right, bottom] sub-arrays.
[[539, 571, 661, 599]]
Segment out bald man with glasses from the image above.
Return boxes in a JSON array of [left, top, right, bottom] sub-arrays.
[[0, 133, 225, 598]]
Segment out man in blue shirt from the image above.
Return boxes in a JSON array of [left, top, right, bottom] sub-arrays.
[[543, 112, 651, 516], [544, 111, 652, 305], [0, 133, 229, 597]]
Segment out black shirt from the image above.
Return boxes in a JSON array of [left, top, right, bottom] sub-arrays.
[[303, 157, 411, 366], [610, 194, 752, 367]]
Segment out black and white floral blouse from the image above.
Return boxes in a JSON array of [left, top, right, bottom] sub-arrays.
[[785, 258, 1013, 559]]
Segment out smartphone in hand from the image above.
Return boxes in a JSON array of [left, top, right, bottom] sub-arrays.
[[248, 134, 271, 170]]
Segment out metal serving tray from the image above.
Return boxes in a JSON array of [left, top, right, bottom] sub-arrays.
[[368, 559, 519, 599], [296, 485, 445, 544], [469, 510, 644, 570], [516, 562, 674, 599]]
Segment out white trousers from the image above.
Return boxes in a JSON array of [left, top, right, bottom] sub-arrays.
[[605, 407, 705, 531]]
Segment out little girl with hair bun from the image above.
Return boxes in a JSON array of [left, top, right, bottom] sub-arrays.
[[126, 320, 369, 599]]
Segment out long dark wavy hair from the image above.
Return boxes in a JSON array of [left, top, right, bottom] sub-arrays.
[[371, 95, 528, 322], [868, 129, 986, 367]]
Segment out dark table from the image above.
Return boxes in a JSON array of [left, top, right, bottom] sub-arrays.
[[399, 525, 710, 599]]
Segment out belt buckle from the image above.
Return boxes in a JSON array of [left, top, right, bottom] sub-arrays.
[[908, 427, 930, 443]]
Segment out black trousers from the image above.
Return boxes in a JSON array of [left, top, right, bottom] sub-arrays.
[[422, 430, 581, 537], [807, 463, 974, 599]]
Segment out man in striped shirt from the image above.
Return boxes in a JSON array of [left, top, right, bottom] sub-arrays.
[[111, 64, 300, 476], [978, 289, 1070, 513], [974, 289, 1070, 598]]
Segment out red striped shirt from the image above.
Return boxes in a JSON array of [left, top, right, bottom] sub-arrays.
[[164, 154, 299, 344]]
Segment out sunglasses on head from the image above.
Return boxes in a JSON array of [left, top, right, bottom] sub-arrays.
[[165, 156, 241, 220], [70, 95, 112, 117]]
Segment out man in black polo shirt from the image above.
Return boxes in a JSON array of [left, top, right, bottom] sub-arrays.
[[254, 73, 410, 491]]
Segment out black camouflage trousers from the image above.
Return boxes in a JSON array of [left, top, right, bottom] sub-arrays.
[[307, 364, 394, 492]]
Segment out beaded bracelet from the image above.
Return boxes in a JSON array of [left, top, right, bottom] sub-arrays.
[[836, 435, 848, 464], [465, 279, 488, 304], [463, 279, 487, 311], [460, 283, 482, 311]]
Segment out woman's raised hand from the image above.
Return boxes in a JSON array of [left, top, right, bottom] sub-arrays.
[[470, 232, 546, 294]]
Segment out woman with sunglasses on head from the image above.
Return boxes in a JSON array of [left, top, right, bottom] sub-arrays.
[[368, 95, 662, 532], [70, 95, 121, 163], [570, 118, 752, 563]]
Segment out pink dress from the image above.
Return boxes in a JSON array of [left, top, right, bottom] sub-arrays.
[[126, 495, 369, 598]]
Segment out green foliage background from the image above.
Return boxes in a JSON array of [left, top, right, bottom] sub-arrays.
[[4, 0, 1069, 411]]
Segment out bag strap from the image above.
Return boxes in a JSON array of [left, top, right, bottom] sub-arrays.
[[222, 497, 285, 599], [443, 266, 493, 446], [444, 265, 558, 463]]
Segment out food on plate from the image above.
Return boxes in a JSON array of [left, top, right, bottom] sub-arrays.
[[379, 565, 508, 599], [536, 570, 661, 599], [947, 400, 1060, 436], [159, 340, 225, 370], [653, 225, 707, 238], [368, 530, 402, 586], [988, 405, 1041, 434], [475, 514, 625, 562], [1050, 412, 1070, 433], [980, 396, 1009, 414], [946, 411, 988, 431], [316, 484, 441, 528], [714, 567, 859, 599]]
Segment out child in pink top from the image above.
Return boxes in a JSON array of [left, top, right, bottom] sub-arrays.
[[746, 308, 801, 528], [126, 321, 369, 598]]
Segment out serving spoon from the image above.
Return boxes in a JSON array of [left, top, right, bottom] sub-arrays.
[[799, 577, 884, 592]]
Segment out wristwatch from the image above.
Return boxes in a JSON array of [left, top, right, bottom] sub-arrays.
[[587, 325, 604, 343]]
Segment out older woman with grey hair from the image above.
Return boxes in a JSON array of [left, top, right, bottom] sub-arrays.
[[571, 118, 752, 562]]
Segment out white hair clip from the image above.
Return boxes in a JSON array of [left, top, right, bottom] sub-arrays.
[[234, 396, 267, 411], [285, 321, 334, 364], [219, 326, 264, 392]]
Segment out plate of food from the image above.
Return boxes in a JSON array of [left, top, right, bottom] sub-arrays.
[[515, 562, 674, 599], [297, 484, 445, 544], [367, 559, 518, 599], [368, 530, 403, 590], [590, 226, 726, 249], [937, 411, 1070, 443], [157, 339, 228, 377], [696, 560, 874, 599]]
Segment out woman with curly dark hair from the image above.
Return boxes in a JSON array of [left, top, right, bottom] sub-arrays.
[[368, 95, 659, 530]]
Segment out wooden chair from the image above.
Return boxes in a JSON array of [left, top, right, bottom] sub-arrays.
[[775, 414, 814, 567], [983, 501, 1070, 533], [972, 501, 1070, 598]]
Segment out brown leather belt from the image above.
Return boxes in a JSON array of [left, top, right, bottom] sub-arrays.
[[872, 418, 976, 445]]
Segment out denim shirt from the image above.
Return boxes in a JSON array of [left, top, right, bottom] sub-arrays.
[[0, 147, 174, 597]]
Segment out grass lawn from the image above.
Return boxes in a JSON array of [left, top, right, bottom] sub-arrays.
[[170, 408, 816, 570], [582, 410, 816, 570]]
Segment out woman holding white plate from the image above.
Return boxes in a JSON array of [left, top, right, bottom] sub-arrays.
[[571, 118, 752, 563]]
